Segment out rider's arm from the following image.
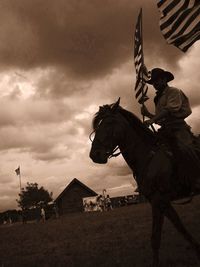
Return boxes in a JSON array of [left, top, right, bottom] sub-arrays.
[[150, 109, 169, 124], [141, 105, 155, 119]]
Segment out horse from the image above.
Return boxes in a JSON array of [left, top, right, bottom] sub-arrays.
[[89, 98, 200, 267]]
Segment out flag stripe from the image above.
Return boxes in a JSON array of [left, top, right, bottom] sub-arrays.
[[173, 21, 200, 45], [159, 1, 187, 27], [162, 0, 182, 15], [179, 30, 200, 51], [163, 4, 200, 40], [160, 2, 190, 34], [169, 19, 200, 50], [135, 76, 148, 98], [136, 85, 147, 99], [170, 7, 200, 39], [158, 0, 172, 10], [134, 9, 149, 100], [157, 0, 200, 52], [135, 76, 141, 91]]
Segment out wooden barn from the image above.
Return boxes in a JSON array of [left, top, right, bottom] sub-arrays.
[[55, 178, 97, 215]]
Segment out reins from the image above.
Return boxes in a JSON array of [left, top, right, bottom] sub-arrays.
[[108, 146, 122, 158]]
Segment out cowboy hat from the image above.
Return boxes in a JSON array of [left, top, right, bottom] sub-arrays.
[[147, 68, 174, 84]]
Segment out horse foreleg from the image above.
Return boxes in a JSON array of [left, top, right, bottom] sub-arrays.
[[151, 194, 165, 267], [164, 203, 200, 260]]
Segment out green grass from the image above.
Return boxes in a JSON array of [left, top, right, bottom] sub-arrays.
[[0, 196, 200, 267]]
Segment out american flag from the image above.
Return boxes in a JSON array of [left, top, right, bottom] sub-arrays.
[[134, 9, 149, 104], [15, 166, 20, 176], [157, 0, 200, 52]]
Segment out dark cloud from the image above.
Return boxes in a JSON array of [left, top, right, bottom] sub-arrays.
[[34, 69, 92, 98], [31, 148, 70, 162], [0, 120, 79, 161], [0, 97, 73, 127], [0, 0, 182, 79]]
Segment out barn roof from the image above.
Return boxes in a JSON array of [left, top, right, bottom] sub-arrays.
[[55, 178, 97, 201]]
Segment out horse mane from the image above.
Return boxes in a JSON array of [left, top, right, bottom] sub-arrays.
[[118, 106, 155, 144], [92, 104, 155, 145], [92, 105, 112, 130]]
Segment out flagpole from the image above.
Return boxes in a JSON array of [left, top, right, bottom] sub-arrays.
[[19, 172, 22, 192], [15, 166, 22, 193], [137, 9, 156, 133]]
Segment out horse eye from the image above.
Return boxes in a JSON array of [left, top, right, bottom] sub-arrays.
[[98, 119, 103, 126]]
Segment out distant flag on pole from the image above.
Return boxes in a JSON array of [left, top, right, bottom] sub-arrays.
[[157, 0, 200, 52], [15, 166, 22, 191], [134, 9, 150, 104], [15, 166, 20, 176]]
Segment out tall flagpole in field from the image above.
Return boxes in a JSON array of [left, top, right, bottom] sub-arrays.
[[15, 166, 22, 192]]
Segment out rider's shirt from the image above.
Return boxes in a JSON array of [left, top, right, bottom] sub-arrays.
[[155, 86, 192, 125]]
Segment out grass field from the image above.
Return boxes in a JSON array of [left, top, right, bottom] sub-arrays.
[[0, 196, 200, 267]]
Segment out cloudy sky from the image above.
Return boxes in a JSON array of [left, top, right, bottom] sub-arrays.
[[0, 0, 199, 211]]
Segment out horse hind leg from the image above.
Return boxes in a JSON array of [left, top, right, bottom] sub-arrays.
[[164, 203, 200, 260]]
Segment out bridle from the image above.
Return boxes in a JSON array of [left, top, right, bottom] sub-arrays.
[[108, 146, 122, 158], [89, 108, 141, 168], [89, 128, 122, 159]]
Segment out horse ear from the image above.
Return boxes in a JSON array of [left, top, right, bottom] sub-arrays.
[[111, 97, 120, 111]]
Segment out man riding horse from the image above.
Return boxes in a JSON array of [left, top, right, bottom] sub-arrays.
[[89, 96, 200, 266], [141, 67, 200, 193]]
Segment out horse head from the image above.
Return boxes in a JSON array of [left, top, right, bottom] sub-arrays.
[[89, 98, 129, 164]]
